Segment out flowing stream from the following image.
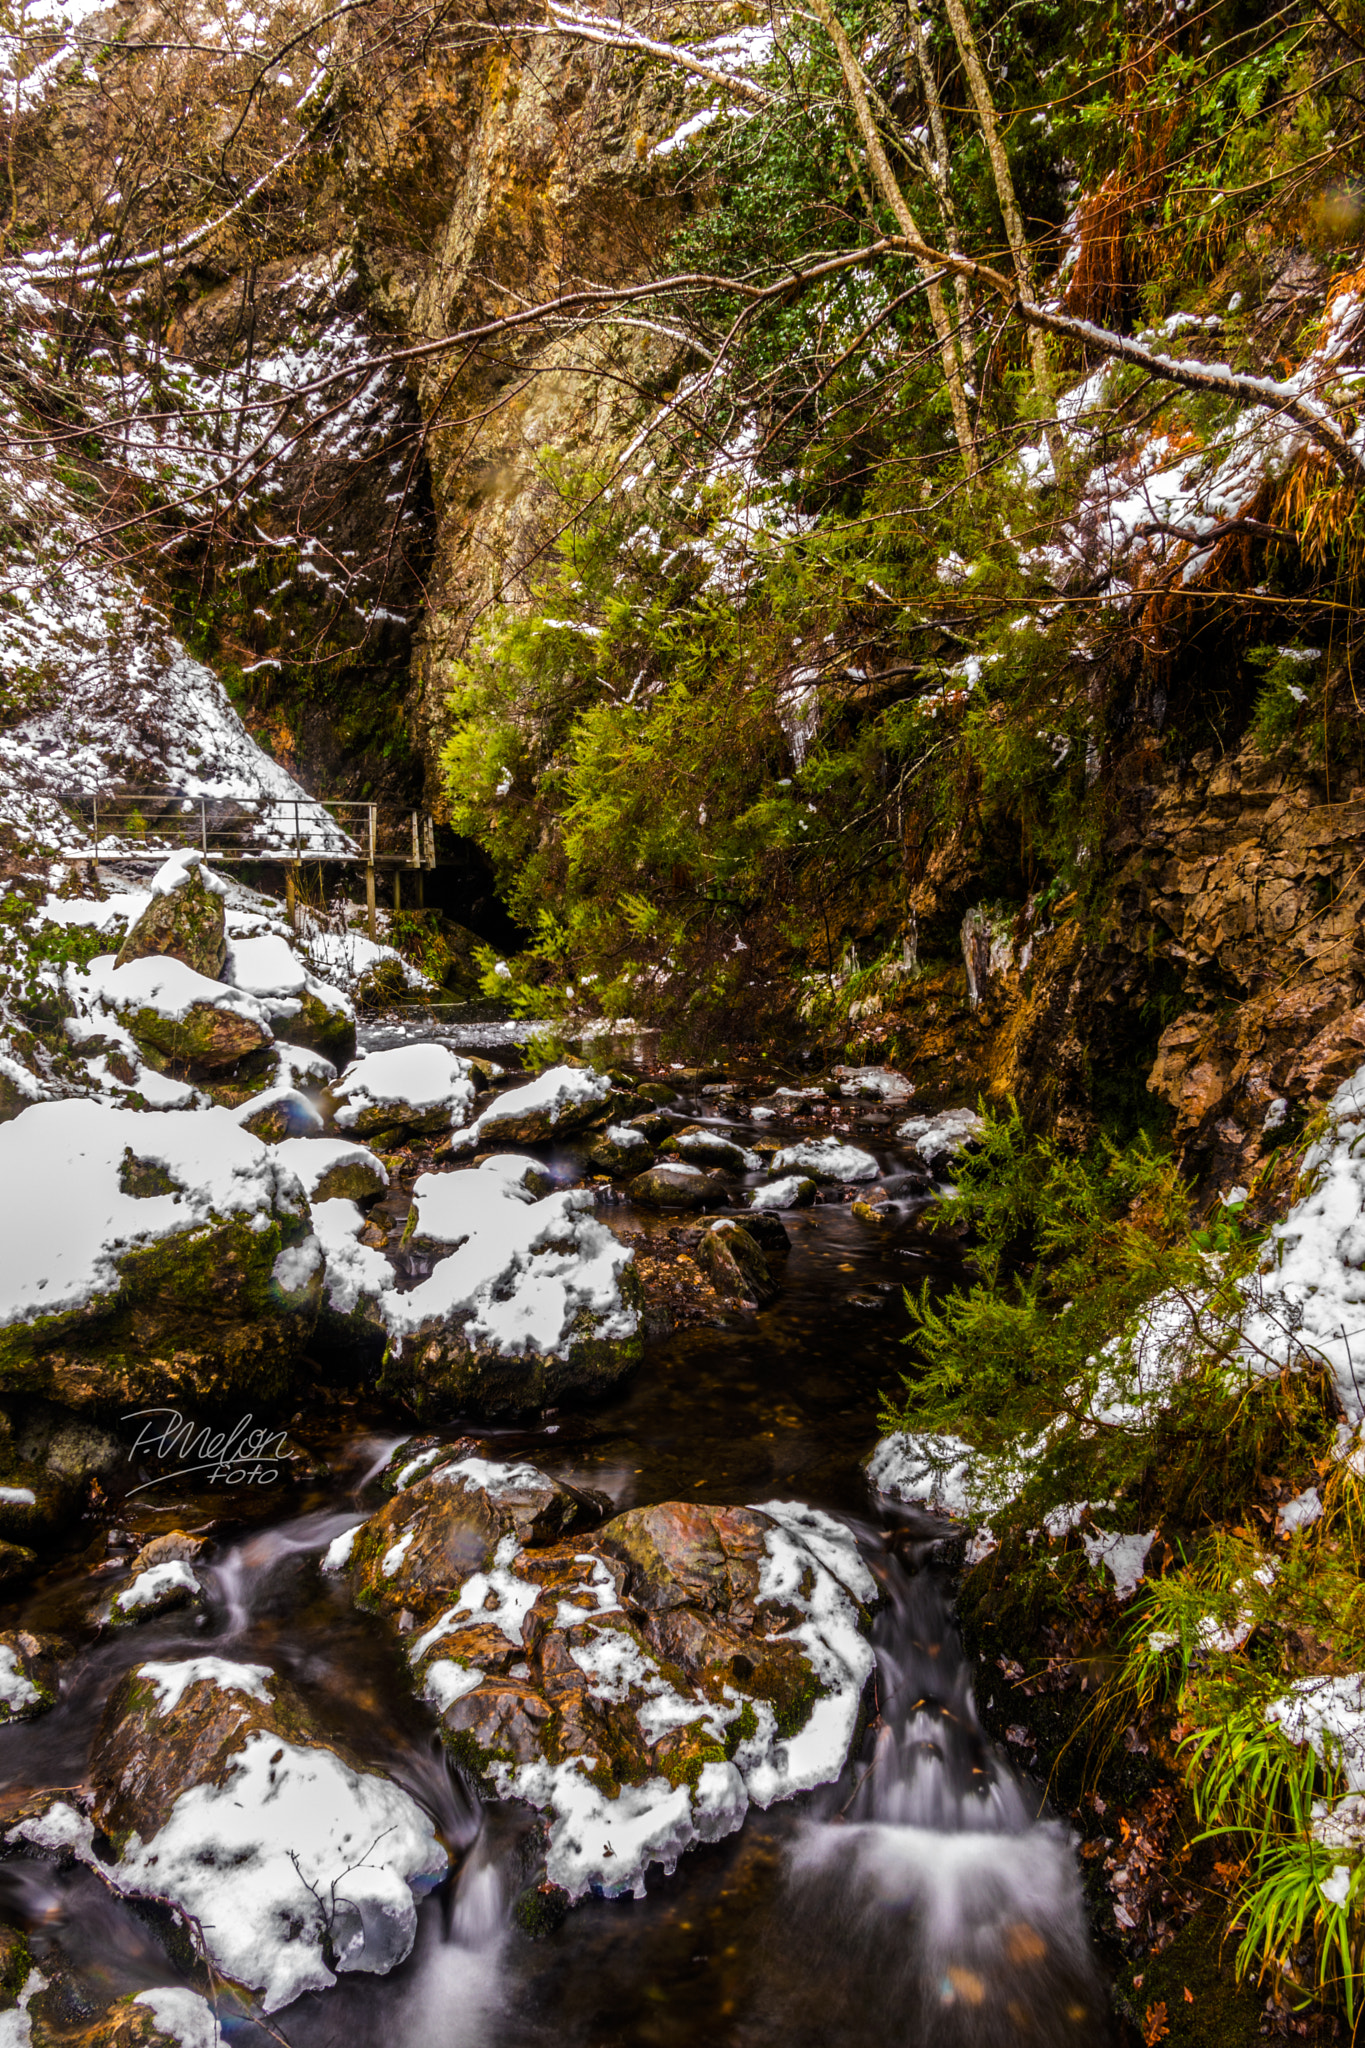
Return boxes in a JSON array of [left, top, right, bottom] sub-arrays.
[[0, 1024, 1108, 2044]]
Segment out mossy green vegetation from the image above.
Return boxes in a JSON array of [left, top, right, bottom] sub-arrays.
[[886, 1102, 1365, 2022]]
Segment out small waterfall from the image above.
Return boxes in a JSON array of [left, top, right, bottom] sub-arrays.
[[740, 1525, 1106, 2046]]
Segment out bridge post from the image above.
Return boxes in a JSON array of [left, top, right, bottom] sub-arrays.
[[393, 868, 402, 916], [286, 865, 298, 930], [366, 804, 378, 941]]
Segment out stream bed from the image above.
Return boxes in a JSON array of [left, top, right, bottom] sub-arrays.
[[0, 1024, 1109, 2045]]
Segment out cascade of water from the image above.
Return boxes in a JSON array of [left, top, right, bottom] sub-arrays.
[[752, 1526, 1106, 2046]]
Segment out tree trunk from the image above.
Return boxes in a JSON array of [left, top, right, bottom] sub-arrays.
[[808, 0, 978, 473]]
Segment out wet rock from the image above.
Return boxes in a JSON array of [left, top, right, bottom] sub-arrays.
[[88, 1656, 447, 2010], [879, 1170, 933, 1201], [0, 1629, 63, 1721], [0, 1100, 319, 1414], [334, 1461, 877, 1903], [586, 1125, 653, 1176], [14, 1403, 124, 1484], [115, 854, 226, 981], [457, 1064, 613, 1148], [636, 1082, 678, 1105], [110, 1559, 203, 1623], [324, 1044, 477, 1141], [851, 1197, 891, 1225], [0, 1543, 36, 1586], [349, 1455, 605, 1621], [696, 1221, 776, 1305], [129, 1530, 209, 1574], [741, 1211, 791, 1254], [674, 1128, 761, 1172], [0, 1465, 80, 1544], [626, 1163, 715, 1211], [70, 1986, 226, 2047], [628, 1111, 673, 1144]]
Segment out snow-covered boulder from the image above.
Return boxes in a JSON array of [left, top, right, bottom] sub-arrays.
[[89, 1657, 447, 2010], [232, 1084, 324, 1143], [223, 933, 355, 1065], [323, 1044, 477, 1141], [830, 1064, 914, 1105], [87, 953, 274, 1073], [336, 1461, 876, 1902], [770, 1138, 879, 1183], [0, 1100, 321, 1411], [456, 1063, 613, 1148], [749, 1175, 816, 1211], [273, 1135, 389, 1206], [673, 1127, 762, 1172], [896, 1106, 984, 1172], [586, 1124, 653, 1175], [114, 850, 227, 980], [310, 1158, 642, 1417]]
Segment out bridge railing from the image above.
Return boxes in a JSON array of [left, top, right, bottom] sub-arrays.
[[65, 791, 436, 869]]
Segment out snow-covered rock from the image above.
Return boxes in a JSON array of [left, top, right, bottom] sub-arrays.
[[222, 934, 355, 1064], [749, 1175, 816, 1211], [325, 1044, 477, 1140], [337, 1462, 877, 1901], [0, 1099, 319, 1409], [454, 1064, 613, 1148], [770, 1138, 879, 1184], [87, 953, 275, 1071], [89, 1657, 447, 2011], [312, 1160, 642, 1418], [896, 1107, 984, 1171]]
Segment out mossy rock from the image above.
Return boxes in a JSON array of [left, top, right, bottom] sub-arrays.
[[377, 1311, 646, 1423], [625, 1165, 715, 1211], [0, 1212, 319, 1415], [585, 1132, 653, 1176], [125, 999, 272, 1074], [115, 869, 225, 980], [291, 986, 356, 1066], [0, 1629, 64, 1722], [636, 1082, 678, 1105], [1112, 1909, 1263, 2047]]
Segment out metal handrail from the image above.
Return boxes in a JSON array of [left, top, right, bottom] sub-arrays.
[[64, 790, 435, 870]]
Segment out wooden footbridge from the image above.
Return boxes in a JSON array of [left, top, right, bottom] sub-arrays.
[[73, 789, 437, 939]]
